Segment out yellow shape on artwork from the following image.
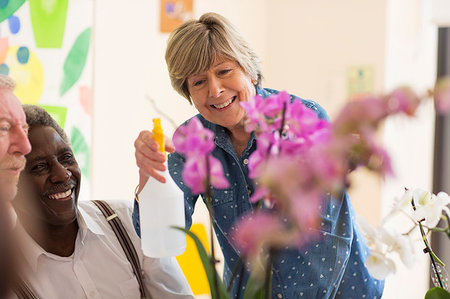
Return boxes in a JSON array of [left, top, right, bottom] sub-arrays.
[[6, 46, 44, 104], [176, 223, 211, 296]]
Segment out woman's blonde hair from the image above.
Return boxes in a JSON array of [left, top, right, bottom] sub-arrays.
[[165, 12, 262, 104]]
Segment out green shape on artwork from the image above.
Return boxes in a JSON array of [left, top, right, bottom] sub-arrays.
[[29, 0, 68, 48], [40, 105, 67, 129], [60, 27, 91, 97], [0, 0, 25, 23], [70, 127, 90, 179]]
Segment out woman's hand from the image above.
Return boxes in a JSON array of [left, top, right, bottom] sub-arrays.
[[134, 130, 175, 193]]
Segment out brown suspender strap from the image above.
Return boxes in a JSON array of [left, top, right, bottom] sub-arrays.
[[14, 278, 38, 299], [91, 200, 149, 299]]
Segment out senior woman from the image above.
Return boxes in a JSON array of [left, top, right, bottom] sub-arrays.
[[133, 12, 384, 299]]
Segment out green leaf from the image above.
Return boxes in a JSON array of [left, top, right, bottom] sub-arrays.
[[425, 287, 450, 299], [243, 273, 265, 299], [60, 27, 91, 96], [0, 0, 25, 23], [173, 227, 230, 299], [70, 127, 89, 179]]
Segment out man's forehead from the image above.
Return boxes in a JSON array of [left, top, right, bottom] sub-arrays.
[[0, 93, 26, 124]]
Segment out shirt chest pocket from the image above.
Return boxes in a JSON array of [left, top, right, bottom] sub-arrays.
[[210, 188, 233, 206], [207, 189, 236, 230], [119, 277, 142, 299]]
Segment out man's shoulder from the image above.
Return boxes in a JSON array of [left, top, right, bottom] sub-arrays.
[[79, 199, 132, 211], [78, 200, 133, 222]]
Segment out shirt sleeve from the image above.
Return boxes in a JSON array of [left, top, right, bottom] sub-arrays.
[[142, 256, 194, 298], [132, 199, 141, 237], [112, 201, 194, 298]]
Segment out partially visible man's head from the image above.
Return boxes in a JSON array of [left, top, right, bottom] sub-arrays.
[[14, 105, 80, 227], [0, 75, 31, 201], [14, 105, 81, 226]]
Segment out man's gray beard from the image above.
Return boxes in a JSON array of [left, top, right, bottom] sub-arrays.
[[0, 177, 18, 202]]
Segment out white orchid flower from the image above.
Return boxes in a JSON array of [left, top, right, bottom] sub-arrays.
[[377, 227, 415, 268], [413, 189, 450, 228], [357, 215, 382, 250], [381, 188, 414, 225], [365, 250, 396, 280]]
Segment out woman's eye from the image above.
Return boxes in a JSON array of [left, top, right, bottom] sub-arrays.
[[193, 80, 204, 87], [219, 69, 231, 75]]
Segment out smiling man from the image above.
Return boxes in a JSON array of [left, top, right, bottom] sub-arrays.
[[11, 105, 193, 299], [0, 74, 31, 202], [0, 74, 31, 298]]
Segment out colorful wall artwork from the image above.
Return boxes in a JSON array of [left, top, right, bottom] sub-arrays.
[[0, 0, 93, 200], [160, 0, 193, 33]]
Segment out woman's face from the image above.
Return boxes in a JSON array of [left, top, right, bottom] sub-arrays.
[[187, 57, 255, 131]]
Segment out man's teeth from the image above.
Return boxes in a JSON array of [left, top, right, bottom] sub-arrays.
[[49, 189, 72, 200], [213, 98, 234, 109]]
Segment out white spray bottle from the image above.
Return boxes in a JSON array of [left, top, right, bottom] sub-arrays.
[[139, 118, 186, 257]]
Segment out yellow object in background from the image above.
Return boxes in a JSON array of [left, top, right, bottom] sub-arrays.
[[6, 46, 44, 104], [176, 223, 211, 296], [152, 118, 166, 156]]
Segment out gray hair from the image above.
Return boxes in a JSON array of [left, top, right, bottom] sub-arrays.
[[165, 12, 262, 104], [22, 105, 69, 143], [0, 74, 16, 91]]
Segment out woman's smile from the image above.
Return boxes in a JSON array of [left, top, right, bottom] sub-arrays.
[[211, 96, 236, 110]]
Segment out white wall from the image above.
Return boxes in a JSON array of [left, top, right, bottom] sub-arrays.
[[381, 0, 438, 298], [91, 1, 439, 298], [91, 0, 268, 203], [263, 0, 389, 231]]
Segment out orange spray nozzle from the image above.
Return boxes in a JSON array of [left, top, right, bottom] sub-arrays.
[[152, 118, 165, 156]]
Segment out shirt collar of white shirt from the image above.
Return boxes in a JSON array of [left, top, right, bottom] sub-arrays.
[[18, 204, 106, 273]]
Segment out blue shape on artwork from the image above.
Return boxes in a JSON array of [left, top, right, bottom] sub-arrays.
[[0, 0, 9, 9], [0, 63, 10, 75], [16, 46, 29, 64], [165, 2, 174, 14], [8, 14, 20, 34]]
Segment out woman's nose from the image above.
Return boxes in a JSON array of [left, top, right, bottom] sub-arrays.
[[208, 77, 224, 98]]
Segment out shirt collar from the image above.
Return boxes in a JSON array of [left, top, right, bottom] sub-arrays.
[[17, 204, 105, 272], [77, 202, 105, 237]]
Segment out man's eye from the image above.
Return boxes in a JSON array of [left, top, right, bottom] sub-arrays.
[[31, 163, 47, 172], [62, 153, 73, 160], [0, 124, 10, 131], [60, 153, 75, 165]]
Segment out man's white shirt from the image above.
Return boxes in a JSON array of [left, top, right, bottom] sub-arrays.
[[14, 200, 193, 299]]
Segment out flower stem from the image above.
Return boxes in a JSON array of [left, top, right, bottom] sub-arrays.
[[227, 257, 243, 292], [410, 199, 445, 288], [205, 156, 221, 299], [278, 102, 287, 136], [264, 250, 275, 299], [418, 221, 445, 288]]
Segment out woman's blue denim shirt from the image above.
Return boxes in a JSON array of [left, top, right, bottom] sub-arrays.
[[133, 87, 384, 298]]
